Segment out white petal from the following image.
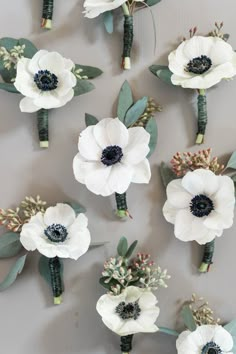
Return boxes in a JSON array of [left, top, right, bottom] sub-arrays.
[[183, 36, 213, 60], [123, 127, 150, 164], [14, 58, 39, 98], [162, 200, 178, 224], [213, 175, 235, 210], [117, 320, 144, 336], [107, 163, 133, 194], [166, 179, 192, 208], [131, 159, 151, 184], [78, 126, 102, 161], [213, 326, 234, 351], [137, 309, 159, 329], [84, 0, 127, 18], [210, 38, 235, 65], [28, 50, 49, 74], [106, 118, 129, 148], [93, 118, 114, 148], [38, 52, 66, 74], [168, 50, 191, 78], [84, 163, 112, 196], [63, 58, 75, 71], [181, 170, 204, 196], [65, 227, 91, 260], [139, 291, 158, 309], [56, 71, 77, 96], [56, 88, 74, 107], [73, 154, 97, 184], [44, 203, 76, 227], [20, 213, 45, 251], [203, 210, 234, 230], [124, 286, 143, 303], [19, 97, 40, 113], [32, 92, 61, 109], [176, 330, 192, 352], [190, 325, 217, 347]]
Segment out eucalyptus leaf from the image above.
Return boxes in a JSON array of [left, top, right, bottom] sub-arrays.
[[66, 201, 86, 214], [38, 255, 64, 291], [160, 162, 177, 188], [146, 117, 158, 158], [181, 305, 197, 331], [125, 96, 148, 127], [74, 64, 103, 79], [146, 0, 161, 6], [74, 80, 95, 96], [159, 327, 179, 336], [85, 113, 99, 127], [0, 232, 22, 258], [117, 237, 128, 257], [0, 82, 19, 94], [18, 38, 38, 58], [224, 319, 236, 353], [89, 241, 109, 249], [226, 151, 236, 170], [0, 254, 27, 291], [125, 240, 138, 258], [103, 11, 114, 34], [117, 81, 133, 122], [149, 65, 173, 85]]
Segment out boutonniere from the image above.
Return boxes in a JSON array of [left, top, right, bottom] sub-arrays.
[[160, 148, 236, 272], [0, 37, 102, 148], [41, 0, 54, 29], [166, 294, 236, 354], [149, 23, 236, 144], [83, 0, 162, 70], [0, 196, 105, 304], [96, 237, 170, 353], [73, 81, 160, 218]]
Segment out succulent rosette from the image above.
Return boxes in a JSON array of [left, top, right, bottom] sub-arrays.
[[0, 37, 102, 148], [73, 81, 160, 219], [83, 0, 162, 70], [149, 23, 236, 144], [0, 196, 105, 304], [97, 237, 170, 353], [160, 149, 236, 272]]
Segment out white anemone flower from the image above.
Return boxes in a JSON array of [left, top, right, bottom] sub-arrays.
[[14, 50, 77, 113], [168, 36, 236, 89], [73, 118, 151, 197], [20, 203, 91, 259], [176, 325, 233, 354], [163, 169, 235, 245], [83, 0, 127, 19], [96, 286, 159, 336]]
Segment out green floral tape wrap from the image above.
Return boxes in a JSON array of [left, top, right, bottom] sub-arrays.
[[122, 15, 134, 70], [115, 192, 129, 218], [199, 239, 215, 273], [120, 334, 133, 353], [49, 256, 63, 305], [196, 93, 207, 145], [37, 109, 49, 148], [41, 0, 54, 29]]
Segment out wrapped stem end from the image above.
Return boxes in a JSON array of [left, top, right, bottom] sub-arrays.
[[199, 240, 215, 273], [115, 193, 132, 219], [41, 19, 52, 30], [41, 0, 54, 29], [49, 257, 63, 305], [196, 91, 207, 145], [121, 335, 133, 353], [122, 15, 134, 70], [37, 109, 49, 148]]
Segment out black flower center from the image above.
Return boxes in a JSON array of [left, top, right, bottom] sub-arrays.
[[101, 145, 123, 166], [34, 70, 58, 91], [44, 224, 68, 243], [190, 194, 214, 217], [115, 301, 141, 320], [202, 342, 222, 354], [186, 55, 212, 75]]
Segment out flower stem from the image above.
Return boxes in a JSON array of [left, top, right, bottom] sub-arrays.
[[41, 0, 54, 29], [115, 193, 131, 218], [49, 256, 63, 305], [37, 109, 49, 148], [199, 239, 215, 273], [120, 335, 133, 353], [196, 89, 207, 145], [122, 4, 133, 70]]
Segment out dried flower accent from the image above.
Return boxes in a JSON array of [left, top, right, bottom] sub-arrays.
[[131, 98, 162, 129], [0, 45, 25, 72], [209, 22, 230, 41], [186, 294, 220, 326], [171, 148, 224, 177]]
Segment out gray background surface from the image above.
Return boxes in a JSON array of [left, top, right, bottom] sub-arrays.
[[0, 0, 235, 353]]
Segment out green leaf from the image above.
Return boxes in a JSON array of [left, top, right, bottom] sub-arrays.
[[181, 305, 197, 331], [99, 276, 118, 290], [18, 38, 38, 58], [103, 11, 114, 34], [224, 319, 236, 353], [125, 240, 138, 258], [0, 38, 18, 52], [0, 254, 27, 291], [74, 64, 103, 79], [125, 96, 148, 127], [0, 82, 19, 94], [145, 117, 158, 158], [66, 201, 86, 214], [0, 232, 22, 258], [146, 0, 161, 6], [89, 241, 108, 250], [117, 237, 128, 257], [226, 151, 236, 170], [159, 327, 179, 336], [149, 65, 173, 85], [85, 113, 99, 127], [38, 255, 64, 291], [117, 81, 133, 122], [73, 79, 95, 96], [160, 162, 177, 188]]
